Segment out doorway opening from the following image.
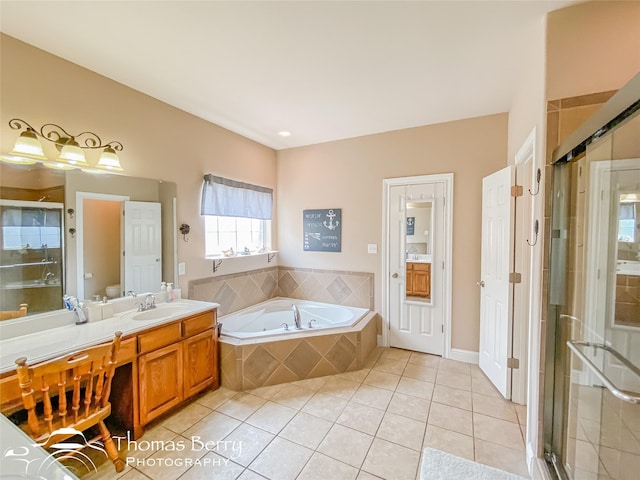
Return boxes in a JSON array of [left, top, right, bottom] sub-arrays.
[[382, 174, 453, 357]]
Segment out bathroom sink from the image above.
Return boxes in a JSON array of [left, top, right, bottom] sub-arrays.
[[127, 304, 193, 321]]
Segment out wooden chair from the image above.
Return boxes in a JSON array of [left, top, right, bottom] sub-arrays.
[[15, 331, 125, 473], [0, 303, 27, 320]]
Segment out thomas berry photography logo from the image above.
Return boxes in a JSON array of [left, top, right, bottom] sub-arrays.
[[113, 431, 243, 468]]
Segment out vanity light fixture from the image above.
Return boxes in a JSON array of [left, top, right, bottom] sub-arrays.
[[2, 118, 124, 173]]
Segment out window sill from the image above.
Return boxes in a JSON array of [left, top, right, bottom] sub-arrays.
[[205, 250, 278, 261]]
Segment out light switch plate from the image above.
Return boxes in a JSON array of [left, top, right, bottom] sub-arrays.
[[367, 244, 377, 254], [178, 262, 186, 275]]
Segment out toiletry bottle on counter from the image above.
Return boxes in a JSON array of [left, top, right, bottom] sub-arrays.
[[167, 283, 174, 302], [161, 281, 167, 291]]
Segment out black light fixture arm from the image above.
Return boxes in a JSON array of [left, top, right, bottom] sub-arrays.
[[9, 118, 123, 151]]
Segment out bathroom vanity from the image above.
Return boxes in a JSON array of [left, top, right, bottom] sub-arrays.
[[0, 298, 220, 439], [405, 261, 431, 298]]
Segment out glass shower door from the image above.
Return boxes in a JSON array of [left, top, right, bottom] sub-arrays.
[[550, 111, 640, 480]]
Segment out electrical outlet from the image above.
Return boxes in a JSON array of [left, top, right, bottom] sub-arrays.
[[178, 262, 186, 275], [367, 244, 377, 254]]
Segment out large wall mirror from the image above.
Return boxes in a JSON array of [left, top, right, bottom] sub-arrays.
[[405, 200, 433, 302], [0, 162, 177, 318]]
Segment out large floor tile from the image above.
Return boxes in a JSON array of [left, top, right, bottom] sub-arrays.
[[423, 424, 474, 461], [317, 376, 360, 400], [297, 452, 358, 480], [402, 363, 437, 382], [396, 377, 434, 400], [196, 386, 237, 410], [337, 401, 385, 435], [363, 369, 401, 391], [279, 411, 333, 449], [387, 392, 431, 422], [269, 383, 315, 410], [408, 352, 441, 368], [472, 392, 518, 422], [245, 401, 297, 434], [218, 423, 274, 467], [473, 412, 525, 451], [216, 393, 267, 421], [351, 384, 394, 410], [248, 437, 313, 480], [438, 358, 472, 376], [178, 452, 244, 480], [379, 348, 411, 363], [427, 402, 473, 436], [159, 401, 212, 434], [432, 384, 472, 411], [183, 411, 242, 444], [317, 423, 374, 468], [435, 370, 471, 391], [301, 392, 348, 422], [376, 412, 426, 451], [134, 437, 207, 480], [474, 438, 530, 477], [361, 438, 420, 480], [372, 357, 407, 376]]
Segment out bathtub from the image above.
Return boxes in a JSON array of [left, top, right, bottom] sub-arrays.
[[220, 297, 369, 339]]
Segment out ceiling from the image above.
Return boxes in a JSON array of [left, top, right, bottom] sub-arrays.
[[0, 1, 578, 150]]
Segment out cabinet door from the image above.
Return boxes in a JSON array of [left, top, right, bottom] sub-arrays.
[[405, 263, 414, 295], [412, 263, 431, 298], [183, 329, 215, 398], [139, 342, 183, 424]]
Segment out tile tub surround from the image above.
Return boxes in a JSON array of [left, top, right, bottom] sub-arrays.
[[188, 266, 374, 316], [220, 311, 378, 391]]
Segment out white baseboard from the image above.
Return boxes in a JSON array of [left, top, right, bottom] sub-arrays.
[[447, 348, 479, 364]]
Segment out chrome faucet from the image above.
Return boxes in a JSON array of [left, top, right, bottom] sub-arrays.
[[137, 294, 156, 312], [126, 290, 137, 298], [292, 304, 302, 330]]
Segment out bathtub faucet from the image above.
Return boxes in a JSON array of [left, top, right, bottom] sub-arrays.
[[292, 304, 302, 329]]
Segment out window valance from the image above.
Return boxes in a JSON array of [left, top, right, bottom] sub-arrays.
[[200, 174, 273, 220]]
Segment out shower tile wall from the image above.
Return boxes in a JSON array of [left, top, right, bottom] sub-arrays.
[[188, 267, 374, 316]]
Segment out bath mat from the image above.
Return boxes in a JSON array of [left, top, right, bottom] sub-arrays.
[[420, 447, 528, 480]]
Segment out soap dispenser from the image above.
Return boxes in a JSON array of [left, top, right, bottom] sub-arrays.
[[167, 283, 174, 302]]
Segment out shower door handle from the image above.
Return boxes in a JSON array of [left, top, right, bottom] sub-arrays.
[[567, 340, 640, 405]]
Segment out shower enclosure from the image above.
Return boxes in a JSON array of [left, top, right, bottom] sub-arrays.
[[544, 79, 640, 479], [0, 200, 64, 315]]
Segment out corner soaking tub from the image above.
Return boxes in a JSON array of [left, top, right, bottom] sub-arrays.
[[220, 297, 369, 339]]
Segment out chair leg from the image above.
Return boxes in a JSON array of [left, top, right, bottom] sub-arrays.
[[98, 420, 125, 472]]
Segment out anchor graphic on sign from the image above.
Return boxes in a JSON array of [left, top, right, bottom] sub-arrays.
[[323, 209, 339, 230]]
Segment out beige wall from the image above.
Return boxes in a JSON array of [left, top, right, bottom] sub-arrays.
[[277, 114, 508, 351], [0, 34, 278, 293], [83, 199, 120, 299], [546, 1, 640, 101]]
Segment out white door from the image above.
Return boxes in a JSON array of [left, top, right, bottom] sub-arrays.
[[388, 181, 445, 355], [479, 166, 514, 398], [123, 201, 162, 295]]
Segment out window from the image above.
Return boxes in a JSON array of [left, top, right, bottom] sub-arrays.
[[618, 202, 637, 243], [2, 207, 61, 250], [204, 216, 270, 256], [201, 174, 273, 257]]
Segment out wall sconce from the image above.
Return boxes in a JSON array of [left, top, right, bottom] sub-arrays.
[[179, 223, 190, 242], [1, 118, 124, 173]]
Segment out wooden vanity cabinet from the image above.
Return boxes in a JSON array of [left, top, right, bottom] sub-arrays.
[[0, 308, 219, 440], [138, 310, 217, 425], [406, 262, 431, 298]]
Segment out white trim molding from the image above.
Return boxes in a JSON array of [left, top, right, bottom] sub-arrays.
[[448, 348, 479, 364]]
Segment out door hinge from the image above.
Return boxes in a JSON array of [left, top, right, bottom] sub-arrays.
[[441, 324, 444, 333], [509, 272, 522, 284], [511, 185, 523, 197], [507, 357, 520, 369]]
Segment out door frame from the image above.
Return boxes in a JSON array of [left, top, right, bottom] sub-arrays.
[[382, 173, 453, 357], [76, 191, 129, 300]]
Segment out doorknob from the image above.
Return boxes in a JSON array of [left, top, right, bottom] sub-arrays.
[[477, 280, 485, 287], [392, 273, 399, 278]]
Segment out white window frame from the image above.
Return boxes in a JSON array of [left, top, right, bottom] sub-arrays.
[[204, 215, 271, 257]]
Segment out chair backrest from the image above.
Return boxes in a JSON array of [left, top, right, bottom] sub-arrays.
[[15, 331, 122, 440], [0, 303, 28, 320]]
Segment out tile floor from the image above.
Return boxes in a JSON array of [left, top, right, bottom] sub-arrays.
[[88, 347, 529, 480]]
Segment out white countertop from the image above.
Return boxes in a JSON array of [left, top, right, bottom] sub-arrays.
[[406, 254, 432, 264], [0, 298, 219, 375]]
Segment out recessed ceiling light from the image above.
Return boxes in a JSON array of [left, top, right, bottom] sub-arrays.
[[278, 131, 292, 137]]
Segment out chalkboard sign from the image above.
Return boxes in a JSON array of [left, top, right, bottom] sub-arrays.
[[407, 217, 415, 235], [303, 208, 342, 252]]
